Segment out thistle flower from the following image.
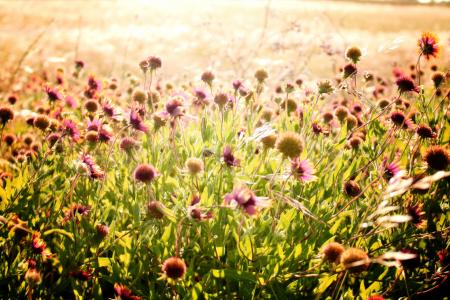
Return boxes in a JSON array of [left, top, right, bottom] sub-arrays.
[[418, 32, 439, 60], [416, 124, 436, 139], [291, 158, 315, 182], [322, 242, 345, 263], [98, 125, 113, 143], [133, 163, 158, 183], [129, 109, 148, 133], [345, 46, 362, 64], [224, 184, 269, 216], [0, 106, 14, 126], [185, 157, 204, 175], [223, 146, 240, 167], [147, 200, 167, 219], [340, 248, 370, 273], [162, 257, 187, 280], [276, 132, 304, 158], [114, 283, 142, 300], [396, 76, 419, 94], [423, 146, 449, 170]]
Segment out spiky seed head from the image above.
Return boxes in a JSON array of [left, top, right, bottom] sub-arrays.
[[186, 157, 204, 175], [323, 242, 345, 263], [340, 248, 370, 273], [275, 132, 304, 158], [162, 257, 186, 280]]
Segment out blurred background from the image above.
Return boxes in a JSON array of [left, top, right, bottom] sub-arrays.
[[0, 0, 449, 86]]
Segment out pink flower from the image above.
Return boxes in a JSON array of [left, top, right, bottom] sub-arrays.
[[62, 119, 80, 141], [129, 109, 148, 133], [223, 146, 240, 167], [81, 153, 105, 180], [44, 85, 63, 101], [382, 158, 402, 181], [224, 185, 269, 216], [291, 158, 315, 182]]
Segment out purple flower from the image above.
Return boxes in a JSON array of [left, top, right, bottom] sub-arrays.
[[396, 76, 419, 94], [120, 137, 138, 152], [44, 86, 62, 101], [102, 101, 119, 120], [133, 164, 159, 183], [98, 126, 113, 143], [86, 118, 101, 131], [62, 119, 80, 141], [65, 95, 78, 108], [81, 153, 105, 180], [224, 185, 269, 216], [165, 97, 184, 117], [382, 158, 402, 181], [129, 109, 148, 133], [88, 75, 102, 92], [291, 158, 315, 182], [223, 146, 240, 167]]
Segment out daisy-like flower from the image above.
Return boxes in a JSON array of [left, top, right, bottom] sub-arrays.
[[291, 158, 316, 182], [102, 100, 120, 120], [389, 110, 413, 129], [63, 203, 91, 224], [44, 85, 63, 101], [165, 97, 185, 117], [407, 203, 426, 229], [223, 146, 240, 167], [129, 109, 148, 133], [133, 163, 159, 183], [114, 283, 142, 300], [86, 118, 101, 131], [418, 32, 440, 60], [224, 184, 269, 216], [396, 76, 419, 94], [382, 158, 402, 181], [81, 153, 105, 179], [62, 119, 80, 141]]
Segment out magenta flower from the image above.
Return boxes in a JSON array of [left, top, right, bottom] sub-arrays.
[[65, 95, 78, 108], [120, 137, 138, 152], [396, 76, 419, 94], [88, 75, 102, 92], [44, 86, 62, 101], [133, 163, 159, 183], [223, 146, 240, 167], [291, 158, 316, 182], [81, 153, 105, 180], [62, 119, 80, 141], [102, 101, 119, 120], [63, 203, 92, 223], [98, 126, 113, 143], [382, 158, 402, 181], [129, 109, 148, 133], [86, 118, 101, 131], [165, 97, 184, 117], [224, 185, 269, 216]]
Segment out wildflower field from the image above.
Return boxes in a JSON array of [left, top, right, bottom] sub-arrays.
[[0, 1, 449, 299]]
